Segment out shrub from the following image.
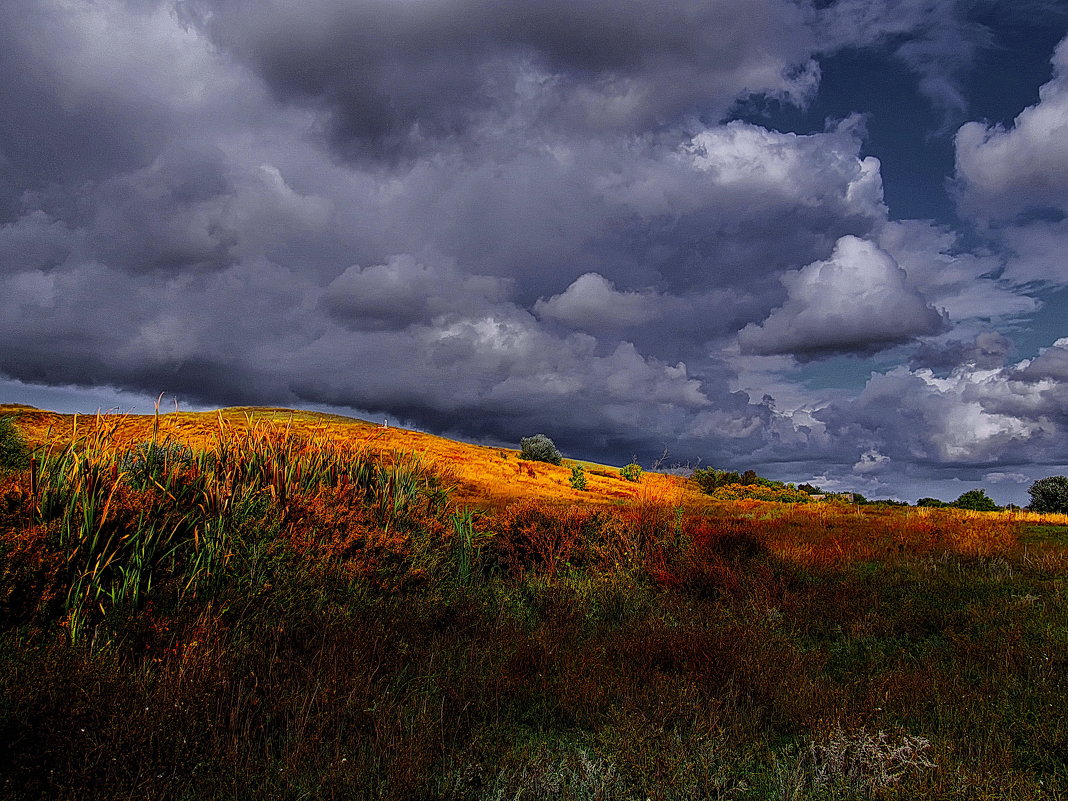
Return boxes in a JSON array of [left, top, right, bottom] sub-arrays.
[[952, 488, 998, 511], [708, 483, 811, 503], [0, 415, 29, 471], [486, 500, 598, 575], [916, 497, 948, 508], [519, 434, 562, 466], [569, 464, 587, 491], [1027, 475, 1068, 513], [620, 463, 642, 482]]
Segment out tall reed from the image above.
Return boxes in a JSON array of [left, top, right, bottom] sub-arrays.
[[25, 411, 452, 644]]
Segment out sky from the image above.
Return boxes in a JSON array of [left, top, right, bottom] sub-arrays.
[[2, 0, 1068, 505]]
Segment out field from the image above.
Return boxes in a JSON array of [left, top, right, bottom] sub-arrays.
[[0, 405, 1066, 800]]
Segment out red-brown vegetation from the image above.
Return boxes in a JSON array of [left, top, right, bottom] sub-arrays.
[[0, 405, 1066, 799]]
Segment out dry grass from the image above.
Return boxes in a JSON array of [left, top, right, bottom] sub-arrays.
[[1, 404, 704, 510]]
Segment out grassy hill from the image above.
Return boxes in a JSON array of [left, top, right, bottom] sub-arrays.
[[1, 403, 701, 509], [1, 404, 1066, 800]]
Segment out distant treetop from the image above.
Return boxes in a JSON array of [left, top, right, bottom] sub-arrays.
[[1028, 476, 1068, 514], [952, 489, 998, 512]]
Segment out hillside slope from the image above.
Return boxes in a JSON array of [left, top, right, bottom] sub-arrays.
[[0, 404, 702, 509]]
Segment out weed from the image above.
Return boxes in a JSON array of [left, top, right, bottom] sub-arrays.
[[118, 440, 194, 489], [810, 727, 936, 794], [570, 464, 588, 491], [0, 416, 29, 471], [768, 727, 936, 799]]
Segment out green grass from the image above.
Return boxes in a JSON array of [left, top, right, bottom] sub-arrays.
[[1019, 524, 1068, 545]]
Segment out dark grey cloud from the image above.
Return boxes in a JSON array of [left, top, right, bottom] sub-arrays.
[[911, 331, 1013, 371], [0, 1, 174, 220], [1016, 338, 1068, 382], [178, 0, 819, 159], [89, 148, 239, 274], [322, 256, 510, 331]]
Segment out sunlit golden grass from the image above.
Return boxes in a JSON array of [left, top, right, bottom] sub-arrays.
[[2, 404, 706, 510]]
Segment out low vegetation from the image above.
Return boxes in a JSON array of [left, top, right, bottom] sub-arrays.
[[0, 415, 28, 471], [0, 407, 1066, 800], [569, 463, 587, 491]]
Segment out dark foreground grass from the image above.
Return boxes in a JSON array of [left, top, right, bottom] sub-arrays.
[[0, 419, 1066, 799]]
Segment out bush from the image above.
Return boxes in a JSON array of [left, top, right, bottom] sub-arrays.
[[569, 464, 587, 491], [486, 500, 598, 575], [917, 497, 948, 508], [0, 415, 29, 471], [708, 483, 811, 503], [1028, 476, 1068, 513], [519, 434, 562, 466], [952, 488, 998, 511], [620, 463, 642, 482]]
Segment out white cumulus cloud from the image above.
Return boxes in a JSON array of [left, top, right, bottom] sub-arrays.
[[955, 35, 1068, 222], [738, 235, 945, 357], [534, 273, 661, 330]]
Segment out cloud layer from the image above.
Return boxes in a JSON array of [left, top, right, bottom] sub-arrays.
[[2, 0, 1067, 503]]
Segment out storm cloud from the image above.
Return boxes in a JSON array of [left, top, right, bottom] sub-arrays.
[[177, 0, 820, 159], [2, 0, 1067, 504]]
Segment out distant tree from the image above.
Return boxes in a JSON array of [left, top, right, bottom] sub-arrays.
[[797, 483, 822, 495], [719, 470, 742, 488], [519, 434, 562, 466], [620, 463, 642, 482], [741, 469, 759, 485], [0, 416, 28, 471], [952, 489, 998, 512], [1027, 476, 1068, 514], [916, 497, 948, 508]]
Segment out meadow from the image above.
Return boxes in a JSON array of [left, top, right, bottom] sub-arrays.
[[0, 405, 1066, 800]]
